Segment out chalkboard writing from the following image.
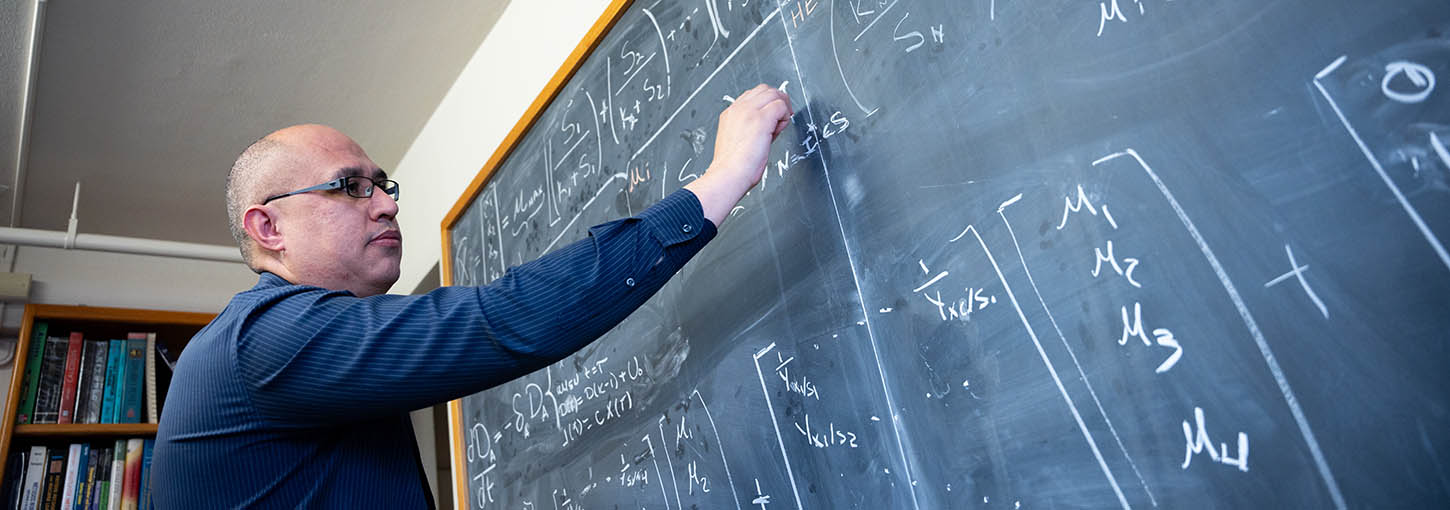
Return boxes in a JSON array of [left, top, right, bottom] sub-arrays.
[[443, 1, 1450, 508]]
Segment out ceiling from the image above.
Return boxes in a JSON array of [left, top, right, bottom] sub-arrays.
[[1, 0, 510, 247]]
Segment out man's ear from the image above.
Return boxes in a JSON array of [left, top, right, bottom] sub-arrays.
[[242, 205, 285, 253]]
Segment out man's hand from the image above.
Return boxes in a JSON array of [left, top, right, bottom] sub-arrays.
[[684, 84, 794, 227]]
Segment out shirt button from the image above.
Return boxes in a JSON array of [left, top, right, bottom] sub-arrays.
[[625, 278, 636, 287], [681, 223, 693, 233]]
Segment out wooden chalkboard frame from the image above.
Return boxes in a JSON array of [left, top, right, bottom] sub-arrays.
[[439, 1, 636, 505]]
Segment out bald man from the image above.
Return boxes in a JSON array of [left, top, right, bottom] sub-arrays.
[[151, 84, 792, 508]]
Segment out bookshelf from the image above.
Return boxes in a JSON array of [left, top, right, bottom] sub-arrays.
[[0, 304, 214, 483]]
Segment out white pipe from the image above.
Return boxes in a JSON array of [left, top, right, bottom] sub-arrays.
[[12, 0, 47, 228], [0, 226, 242, 263], [65, 182, 79, 248]]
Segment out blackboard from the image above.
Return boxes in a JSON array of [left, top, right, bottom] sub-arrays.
[[441, 1, 1450, 508]]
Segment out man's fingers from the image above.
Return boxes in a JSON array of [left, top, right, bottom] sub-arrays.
[[732, 84, 765, 104], [736, 84, 788, 110], [763, 99, 793, 138]]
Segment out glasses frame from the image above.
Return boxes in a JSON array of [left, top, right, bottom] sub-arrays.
[[261, 175, 400, 205]]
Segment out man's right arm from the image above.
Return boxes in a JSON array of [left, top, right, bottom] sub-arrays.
[[237, 85, 794, 426], [237, 189, 714, 425]]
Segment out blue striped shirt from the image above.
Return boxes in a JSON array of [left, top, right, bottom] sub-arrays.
[[152, 189, 715, 509]]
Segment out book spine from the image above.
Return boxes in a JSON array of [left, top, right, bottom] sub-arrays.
[[91, 448, 109, 510], [81, 447, 99, 510], [136, 440, 153, 510], [21, 445, 45, 510], [72, 343, 96, 425], [72, 444, 90, 510], [106, 442, 123, 510], [57, 333, 85, 424], [119, 340, 145, 424], [16, 322, 48, 425], [142, 333, 158, 424], [118, 439, 141, 510], [34, 338, 69, 424], [100, 341, 123, 424], [41, 448, 64, 510], [59, 444, 80, 510], [153, 343, 178, 427], [82, 341, 108, 425], [3, 450, 26, 510]]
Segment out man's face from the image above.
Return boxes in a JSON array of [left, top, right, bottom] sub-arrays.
[[270, 132, 402, 296]]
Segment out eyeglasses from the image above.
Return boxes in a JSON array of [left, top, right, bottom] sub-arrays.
[[261, 175, 400, 205]]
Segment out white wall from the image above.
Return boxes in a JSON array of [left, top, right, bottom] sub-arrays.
[[12, 245, 256, 314], [388, 0, 613, 295]]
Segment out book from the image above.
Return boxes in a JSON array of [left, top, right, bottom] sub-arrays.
[[119, 338, 146, 424], [57, 333, 85, 424], [81, 445, 100, 510], [154, 342, 178, 371], [107, 441, 123, 510], [100, 340, 125, 424], [20, 446, 45, 510], [40, 447, 64, 510], [137, 440, 153, 510], [33, 336, 70, 424], [73, 341, 101, 425], [16, 322, 49, 425], [60, 444, 81, 510], [153, 343, 180, 424], [91, 448, 110, 510], [142, 333, 158, 424], [72, 342, 94, 425], [4, 450, 28, 510], [119, 439, 141, 510], [81, 341, 109, 424]]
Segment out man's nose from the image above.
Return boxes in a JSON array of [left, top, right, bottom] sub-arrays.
[[370, 188, 399, 219]]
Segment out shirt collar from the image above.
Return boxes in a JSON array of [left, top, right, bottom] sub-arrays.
[[254, 271, 294, 290]]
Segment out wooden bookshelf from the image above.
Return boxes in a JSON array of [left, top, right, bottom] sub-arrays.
[[0, 304, 214, 482], [13, 423, 158, 438]]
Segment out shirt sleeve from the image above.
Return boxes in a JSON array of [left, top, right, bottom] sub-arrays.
[[235, 189, 717, 426]]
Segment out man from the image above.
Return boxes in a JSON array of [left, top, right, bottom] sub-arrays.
[[151, 84, 792, 508]]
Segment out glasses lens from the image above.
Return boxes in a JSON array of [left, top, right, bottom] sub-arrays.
[[378, 180, 399, 201], [343, 176, 373, 198]]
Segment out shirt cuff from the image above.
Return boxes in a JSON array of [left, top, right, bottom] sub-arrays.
[[637, 188, 717, 247]]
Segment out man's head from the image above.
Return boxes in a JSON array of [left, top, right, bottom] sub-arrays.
[[225, 124, 402, 297]]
